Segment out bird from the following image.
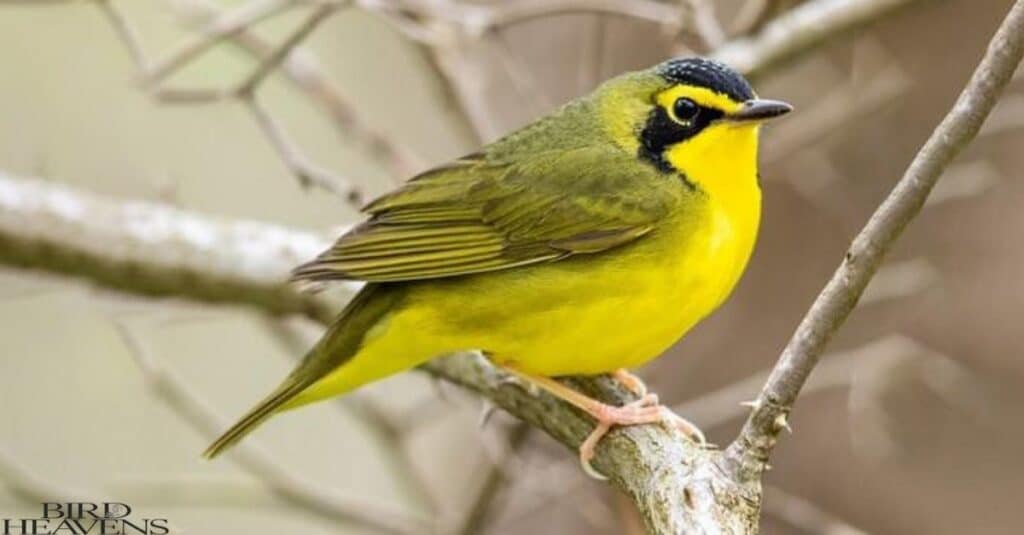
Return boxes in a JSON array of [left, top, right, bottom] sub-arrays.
[[204, 57, 791, 476]]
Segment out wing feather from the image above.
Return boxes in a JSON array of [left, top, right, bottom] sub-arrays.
[[293, 147, 679, 283]]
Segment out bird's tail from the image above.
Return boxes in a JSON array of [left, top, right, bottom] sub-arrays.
[[203, 284, 401, 459], [202, 375, 314, 459]]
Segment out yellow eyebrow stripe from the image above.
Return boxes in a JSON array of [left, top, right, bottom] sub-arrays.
[[656, 85, 746, 117]]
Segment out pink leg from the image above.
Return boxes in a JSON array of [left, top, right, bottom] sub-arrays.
[[499, 366, 706, 479]]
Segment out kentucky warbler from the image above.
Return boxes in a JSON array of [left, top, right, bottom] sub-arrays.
[[205, 57, 791, 476]]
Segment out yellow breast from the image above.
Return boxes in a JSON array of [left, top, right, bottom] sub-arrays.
[[518, 120, 764, 374], [338, 124, 764, 380]]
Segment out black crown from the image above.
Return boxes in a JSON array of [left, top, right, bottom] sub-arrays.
[[656, 58, 755, 102]]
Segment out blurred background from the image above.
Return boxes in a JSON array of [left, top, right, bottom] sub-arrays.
[[1, 0, 1022, 533]]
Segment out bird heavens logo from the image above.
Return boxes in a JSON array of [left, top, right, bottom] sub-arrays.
[[2, 502, 169, 535]]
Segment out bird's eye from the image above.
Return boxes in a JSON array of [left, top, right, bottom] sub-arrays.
[[672, 97, 699, 124]]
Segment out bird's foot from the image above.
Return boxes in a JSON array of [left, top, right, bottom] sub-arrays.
[[578, 395, 707, 480], [578, 393, 659, 479], [611, 368, 648, 397], [492, 364, 706, 479]]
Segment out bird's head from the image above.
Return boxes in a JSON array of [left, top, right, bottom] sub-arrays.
[[596, 57, 791, 188]]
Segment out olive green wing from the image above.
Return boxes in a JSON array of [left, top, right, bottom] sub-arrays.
[[292, 148, 679, 283]]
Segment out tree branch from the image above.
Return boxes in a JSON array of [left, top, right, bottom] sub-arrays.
[[141, 0, 296, 86], [423, 354, 761, 533], [93, 0, 369, 202], [713, 0, 934, 79], [0, 172, 339, 324], [390, 0, 684, 37], [166, 0, 423, 177], [726, 0, 1024, 482]]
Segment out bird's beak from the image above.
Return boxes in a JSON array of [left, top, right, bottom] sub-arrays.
[[725, 99, 793, 123]]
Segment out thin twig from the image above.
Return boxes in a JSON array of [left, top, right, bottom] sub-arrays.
[[143, 0, 296, 86], [92, 0, 366, 202], [234, 3, 342, 97], [713, 0, 934, 80], [397, 0, 683, 37], [95, 0, 149, 71], [726, 0, 1024, 482], [245, 96, 359, 201], [169, 0, 422, 178]]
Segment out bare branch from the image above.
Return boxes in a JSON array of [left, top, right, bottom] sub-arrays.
[[424, 354, 761, 533], [364, 0, 936, 146], [143, 0, 296, 86], [168, 0, 424, 177], [234, 3, 341, 97], [727, 0, 1024, 481], [713, 0, 934, 79], [90, 0, 369, 202], [95, 0, 150, 71], [245, 96, 359, 202], [402, 0, 684, 37], [0, 171, 340, 324]]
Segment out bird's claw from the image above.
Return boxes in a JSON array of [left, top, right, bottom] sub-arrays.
[[578, 393, 665, 480], [577, 396, 710, 479]]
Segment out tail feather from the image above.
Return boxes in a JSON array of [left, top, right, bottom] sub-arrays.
[[203, 284, 401, 459], [203, 378, 311, 459]]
